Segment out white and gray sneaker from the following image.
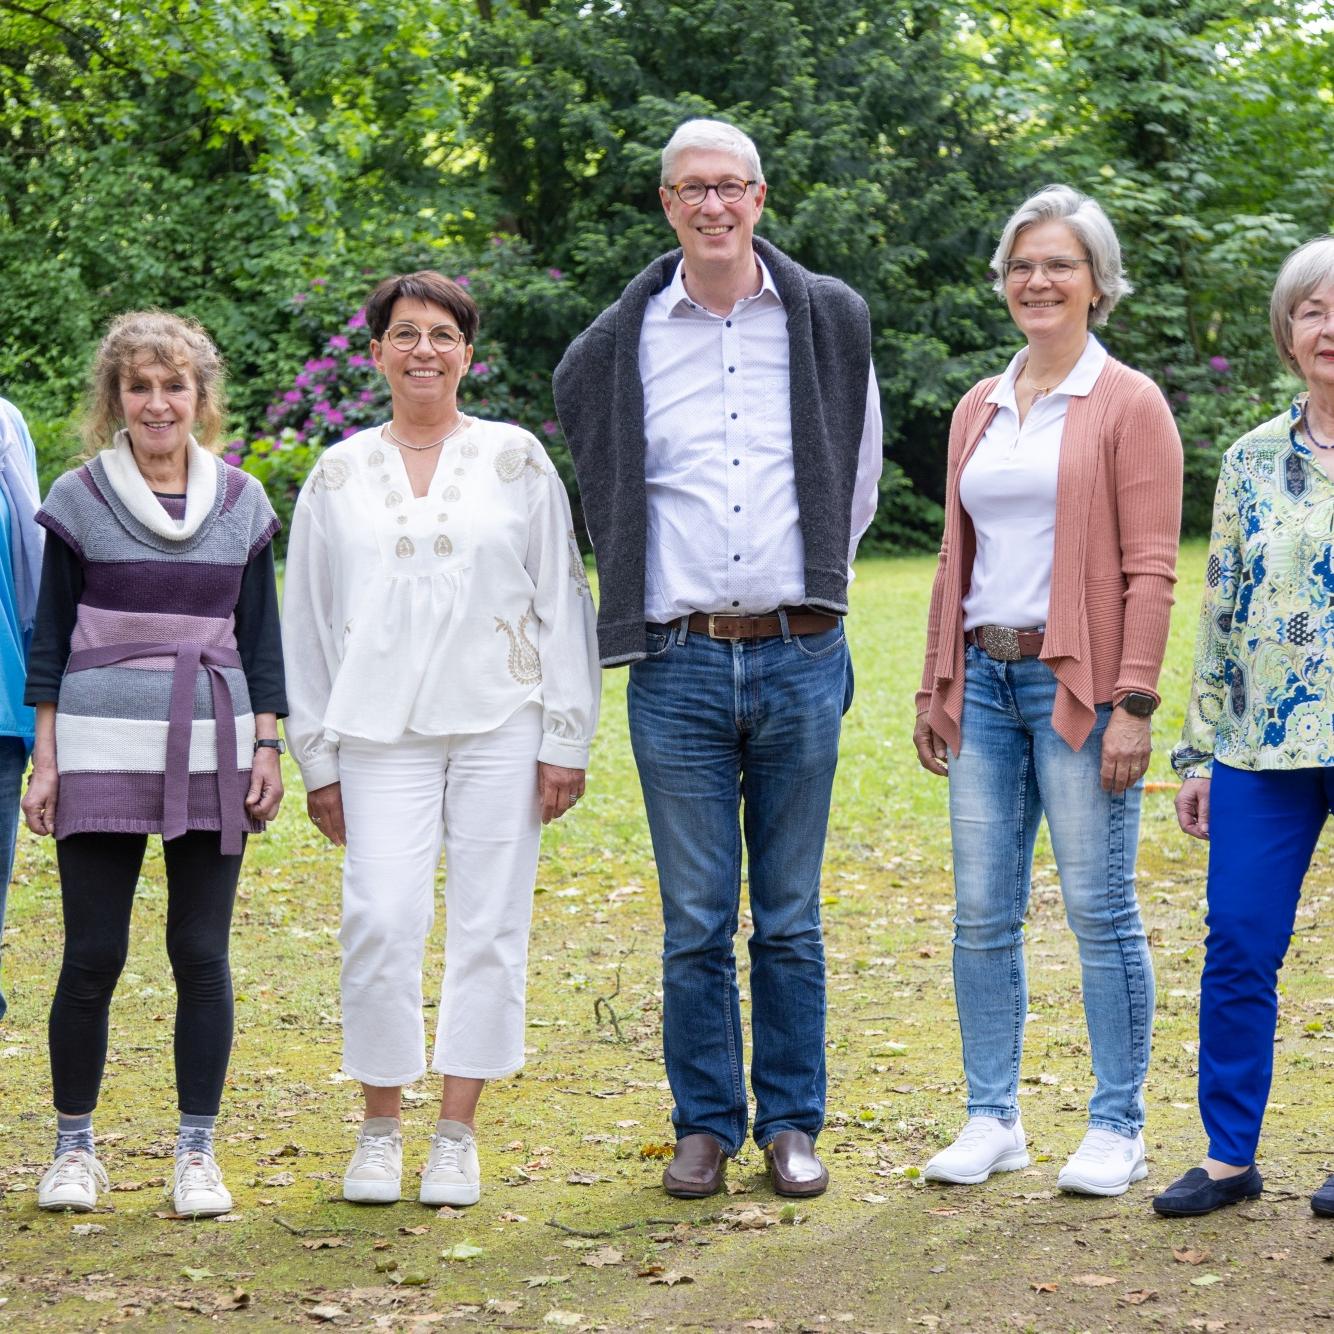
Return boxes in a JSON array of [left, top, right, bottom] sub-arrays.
[[37, 1148, 109, 1212], [343, 1119, 403, 1204], [1057, 1128, 1147, 1196], [924, 1115, 1031, 1184], [420, 1120, 480, 1207], [173, 1151, 233, 1217]]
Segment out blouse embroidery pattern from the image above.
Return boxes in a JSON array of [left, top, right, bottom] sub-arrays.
[[1173, 397, 1334, 777], [496, 608, 542, 684]]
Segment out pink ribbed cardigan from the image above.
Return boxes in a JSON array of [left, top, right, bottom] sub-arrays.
[[916, 357, 1183, 754]]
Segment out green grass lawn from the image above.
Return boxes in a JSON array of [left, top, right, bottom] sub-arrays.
[[0, 547, 1330, 1331]]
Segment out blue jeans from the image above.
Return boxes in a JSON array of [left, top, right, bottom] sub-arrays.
[[947, 645, 1153, 1136], [627, 619, 852, 1154], [0, 735, 27, 1023], [1198, 762, 1332, 1165]]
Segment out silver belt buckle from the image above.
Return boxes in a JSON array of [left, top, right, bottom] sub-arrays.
[[981, 625, 1021, 661]]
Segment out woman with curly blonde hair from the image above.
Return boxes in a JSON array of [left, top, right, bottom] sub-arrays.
[[22, 310, 286, 1218]]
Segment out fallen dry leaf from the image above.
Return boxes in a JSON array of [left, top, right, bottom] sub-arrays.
[[1190, 1273, 1223, 1288], [566, 1171, 601, 1185], [498, 1211, 528, 1223], [486, 1300, 522, 1315], [398, 1224, 430, 1236], [543, 1314, 584, 1329], [639, 1142, 674, 1159], [580, 1247, 623, 1268], [1120, 1290, 1157, 1306], [647, 1270, 693, 1286], [523, 1275, 570, 1288], [1030, 1282, 1058, 1293], [305, 1305, 346, 1322], [927, 1207, 960, 1217], [71, 1223, 106, 1237], [264, 1171, 296, 1187], [1069, 1274, 1116, 1287], [743, 1322, 778, 1332], [217, 1288, 251, 1312], [1262, 1250, 1289, 1261], [637, 1264, 665, 1278], [301, 1237, 345, 1250], [1173, 1247, 1211, 1265], [109, 1180, 145, 1192]]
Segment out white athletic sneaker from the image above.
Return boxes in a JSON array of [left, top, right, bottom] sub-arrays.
[[923, 1116, 1031, 1184], [419, 1121, 480, 1207], [173, 1151, 233, 1217], [37, 1148, 109, 1212], [343, 1122, 403, 1204], [1057, 1128, 1147, 1196]]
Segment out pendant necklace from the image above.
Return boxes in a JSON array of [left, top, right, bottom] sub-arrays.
[[384, 416, 468, 452]]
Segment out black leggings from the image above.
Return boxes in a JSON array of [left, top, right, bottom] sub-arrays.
[[49, 831, 245, 1116]]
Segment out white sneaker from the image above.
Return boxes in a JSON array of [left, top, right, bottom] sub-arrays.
[[173, 1151, 233, 1217], [343, 1122, 403, 1204], [924, 1116, 1031, 1184], [419, 1121, 480, 1207], [38, 1148, 109, 1212], [1057, 1128, 1147, 1196]]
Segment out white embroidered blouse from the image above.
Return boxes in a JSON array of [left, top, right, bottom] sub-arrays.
[[282, 419, 600, 791]]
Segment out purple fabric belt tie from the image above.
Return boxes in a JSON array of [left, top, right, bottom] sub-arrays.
[[65, 641, 246, 854]]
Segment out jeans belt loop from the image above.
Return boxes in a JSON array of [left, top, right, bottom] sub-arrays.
[[777, 607, 792, 642], [676, 613, 691, 646]]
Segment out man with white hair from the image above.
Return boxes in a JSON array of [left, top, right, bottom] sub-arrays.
[[554, 118, 882, 1199]]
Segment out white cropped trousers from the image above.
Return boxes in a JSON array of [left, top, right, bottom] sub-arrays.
[[337, 703, 542, 1086]]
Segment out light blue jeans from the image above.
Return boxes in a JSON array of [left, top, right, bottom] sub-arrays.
[[0, 734, 27, 1023], [947, 645, 1153, 1136]]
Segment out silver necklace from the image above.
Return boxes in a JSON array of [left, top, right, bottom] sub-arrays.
[[1301, 402, 1334, 451], [383, 416, 468, 452]]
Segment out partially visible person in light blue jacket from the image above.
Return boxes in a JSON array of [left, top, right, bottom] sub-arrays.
[[0, 397, 43, 1023]]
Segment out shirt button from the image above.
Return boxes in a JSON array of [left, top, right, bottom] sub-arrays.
[[725, 320, 732, 328], [732, 600, 739, 607], [728, 365, 735, 373], [732, 458, 740, 466], [730, 412, 737, 420], [733, 554, 741, 562], [734, 505, 741, 512]]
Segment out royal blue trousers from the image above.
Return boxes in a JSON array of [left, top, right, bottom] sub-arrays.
[[1198, 761, 1334, 1165]]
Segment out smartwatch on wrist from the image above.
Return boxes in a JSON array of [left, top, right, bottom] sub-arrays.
[[1116, 692, 1157, 718], [254, 737, 286, 755]]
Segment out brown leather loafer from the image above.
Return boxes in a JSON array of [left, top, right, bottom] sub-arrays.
[[662, 1133, 727, 1198], [765, 1130, 829, 1197]]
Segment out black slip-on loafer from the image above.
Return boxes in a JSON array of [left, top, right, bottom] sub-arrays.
[[1151, 1164, 1263, 1217], [1312, 1173, 1334, 1218]]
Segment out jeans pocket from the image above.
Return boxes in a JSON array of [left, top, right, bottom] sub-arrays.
[[791, 623, 846, 659], [643, 629, 675, 659]]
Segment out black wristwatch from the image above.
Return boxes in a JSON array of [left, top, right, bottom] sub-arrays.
[[254, 737, 287, 755], [1116, 692, 1157, 718]]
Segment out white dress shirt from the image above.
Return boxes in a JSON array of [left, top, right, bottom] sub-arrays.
[[637, 259, 883, 621], [282, 420, 601, 791], [960, 334, 1109, 631]]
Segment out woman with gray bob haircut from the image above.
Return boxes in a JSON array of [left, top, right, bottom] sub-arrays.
[[916, 183, 1182, 1197], [1153, 235, 1334, 1220]]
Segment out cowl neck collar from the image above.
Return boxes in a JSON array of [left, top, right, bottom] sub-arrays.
[[99, 430, 219, 541]]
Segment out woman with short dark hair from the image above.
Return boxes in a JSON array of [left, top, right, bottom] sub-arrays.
[[283, 271, 599, 1208]]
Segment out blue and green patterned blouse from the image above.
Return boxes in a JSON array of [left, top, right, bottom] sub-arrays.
[[1173, 397, 1334, 778]]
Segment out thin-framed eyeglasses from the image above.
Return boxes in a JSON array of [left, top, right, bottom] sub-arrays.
[[669, 178, 756, 206], [1001, 257, 1092, 284], [1290, 302, 1334, 331], [384, 321, 467, 352]]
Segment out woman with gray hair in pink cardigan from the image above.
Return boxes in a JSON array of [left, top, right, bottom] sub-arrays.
[[914, 184, 1182, 1197]]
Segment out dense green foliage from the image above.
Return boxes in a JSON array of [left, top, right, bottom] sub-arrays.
[[1, 1, 1329, 545]]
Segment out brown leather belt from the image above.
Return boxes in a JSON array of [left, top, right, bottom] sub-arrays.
[[966, 625, 1045, 661], [661, 609, 841, 641]]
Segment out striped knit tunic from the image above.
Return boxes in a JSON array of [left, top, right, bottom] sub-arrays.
[[29, 439, 282, 851]]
